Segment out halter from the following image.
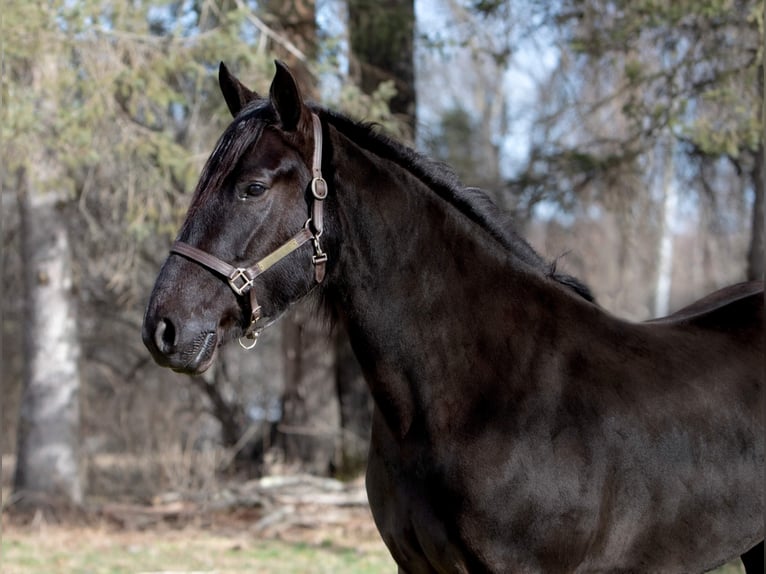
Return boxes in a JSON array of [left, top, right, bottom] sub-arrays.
[[170, 113, 328, 349]]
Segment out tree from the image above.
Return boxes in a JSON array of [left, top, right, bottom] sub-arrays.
[[424, 107, 502, 190], [259, 0, 317, 90], [7, 9, 84, 510], [14, 174, 83, 509], [746, 60, 764, 280], [2, 0, 280, 500], [510, 0, 763, 306], [348, 0, 417, 135], [278, 305, 341, 474], [417, 0, 525, 213]]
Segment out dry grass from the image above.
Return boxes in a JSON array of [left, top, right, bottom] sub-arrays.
[[1, 521, 393, 574], [0, 456, 749, 574], [1, 517, 749, 574]]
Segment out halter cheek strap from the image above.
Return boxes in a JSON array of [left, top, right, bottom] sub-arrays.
[[170, 113, 328, 349]]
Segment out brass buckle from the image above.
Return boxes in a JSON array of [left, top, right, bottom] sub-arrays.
[[228, 268, 253, 295]]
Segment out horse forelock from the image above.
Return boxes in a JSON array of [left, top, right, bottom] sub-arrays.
[[185, 101, 274, 219]]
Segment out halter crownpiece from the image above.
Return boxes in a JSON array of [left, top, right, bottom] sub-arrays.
[[170, 113, 328, 349]]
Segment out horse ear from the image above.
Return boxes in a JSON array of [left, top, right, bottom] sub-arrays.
[[269, 60, 307, 132], [218, 62, 259, 117]]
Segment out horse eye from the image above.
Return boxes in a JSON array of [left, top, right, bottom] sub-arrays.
[[242, 182, 268, 198]]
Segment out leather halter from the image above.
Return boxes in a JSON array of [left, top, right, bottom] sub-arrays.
[[170, 113, 328, 349]]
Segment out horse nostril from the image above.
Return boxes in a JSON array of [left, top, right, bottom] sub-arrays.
[[154, 318, 176, 355]]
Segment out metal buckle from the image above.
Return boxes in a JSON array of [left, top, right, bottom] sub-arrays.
[[311, 177, 328, 200], [228, 268, 253, 295]]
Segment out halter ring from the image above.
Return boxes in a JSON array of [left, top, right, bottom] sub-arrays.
[[238, 330, 260, 350]]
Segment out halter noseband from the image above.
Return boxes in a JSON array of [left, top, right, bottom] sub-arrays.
[[170, 113, 328, 349]]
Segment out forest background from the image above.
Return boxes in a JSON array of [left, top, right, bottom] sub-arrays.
[[1, 0, 763, 571]]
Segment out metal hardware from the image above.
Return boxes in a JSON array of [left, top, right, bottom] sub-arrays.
[[311, 177, 328, 200], [312, 235, 327, 266], [239, 329, 260, 350], [228, 268, 254, 295], [304, 217, 323, 238]]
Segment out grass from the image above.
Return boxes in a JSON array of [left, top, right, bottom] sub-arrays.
[[0, 524, 747, 573], [1, 525, 395, 574]]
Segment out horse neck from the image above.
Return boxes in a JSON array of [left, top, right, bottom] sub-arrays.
[[323, 127, 559, 440]]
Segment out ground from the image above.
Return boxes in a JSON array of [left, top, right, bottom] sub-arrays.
[[2, 522, 393, 573], [2, 474, 394, 573], [0, 474, 747, 573]]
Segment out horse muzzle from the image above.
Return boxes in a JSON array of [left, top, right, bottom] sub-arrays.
[[142, 312, 220, 374]]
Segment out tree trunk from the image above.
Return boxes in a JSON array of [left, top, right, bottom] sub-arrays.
[[747, 56, 764, 281], [747, 145, 764, 281], [653, 138, 677, 317], [335, 326, 373, 476], [279, 301, 339, 474], [260, 0, 317, 96], [348, 0, 417, 135], [13, 174, 83, 508]]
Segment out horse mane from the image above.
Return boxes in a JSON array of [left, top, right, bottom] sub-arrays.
[[459, 187, 595, 302], [187, 100, 594, 303], [316, 107, 595, 303]]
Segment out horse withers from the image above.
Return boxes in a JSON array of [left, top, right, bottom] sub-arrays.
[[143, 61, 764, 573]]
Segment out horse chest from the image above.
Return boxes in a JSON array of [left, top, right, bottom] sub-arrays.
[[364, 410, 580, 573], [365, 428, 473, 573]]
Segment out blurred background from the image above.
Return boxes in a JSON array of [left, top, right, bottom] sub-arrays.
[[1, 0, 762, 572]]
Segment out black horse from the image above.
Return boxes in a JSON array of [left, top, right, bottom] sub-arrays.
[[143, 62, 764, 573]]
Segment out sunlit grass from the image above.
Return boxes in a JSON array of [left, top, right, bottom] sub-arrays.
[[1, 526, 394, 574], [0, 524, 747, 573]]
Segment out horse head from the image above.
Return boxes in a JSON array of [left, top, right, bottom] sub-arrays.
[[142, 62, 328, 373]]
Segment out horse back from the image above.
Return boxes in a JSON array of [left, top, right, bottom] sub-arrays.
[[649, 280, 763, 335]]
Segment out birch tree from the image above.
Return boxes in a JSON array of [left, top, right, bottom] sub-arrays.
[[8, 19, 83, 508], [14, 171, 83, 508], [3, 1, 270, 498]]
